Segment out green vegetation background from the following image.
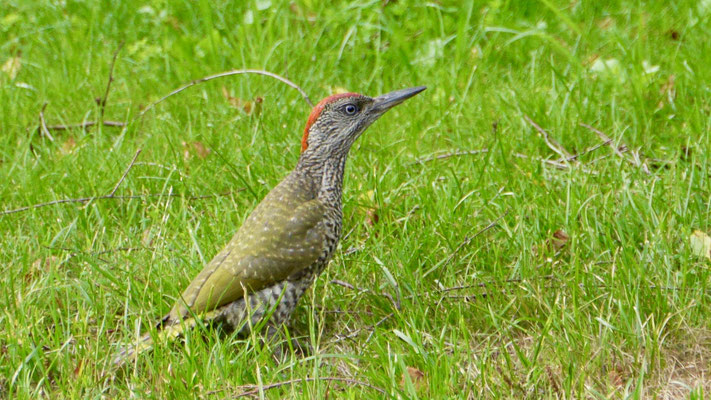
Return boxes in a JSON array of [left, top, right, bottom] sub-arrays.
[[1, 0, 709, 398]]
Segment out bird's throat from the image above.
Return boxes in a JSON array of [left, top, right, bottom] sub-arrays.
[[296, 151, 349, 210], [318, 153, 348, 208]]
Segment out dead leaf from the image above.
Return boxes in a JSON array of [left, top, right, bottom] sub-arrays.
[[533, 229, 569, 256], [681, 145, 692, 161], [400, 366, 427, 391], [365, 208, 379, 226], [32, 256, 59, 270], [583, 53, 600, 67], [191, 141, 210, 159], [660, 75, 676, 98], [551, 229, 569, 251], [164, 15, 181, 30], [690, 230, 711, 260], [545, 366, 561, 395], [60, 136, 76, 155], [1, 55, 21, 80], [142, 228, 154, 247], [597, 17, 614, 30], [27, 256, 60, 282], [609, 365, 626, 388], [221, 87, 262, 115], [288, 3, 316, 23], [182, 141, 191, 161], [242, 100, 254, 114], [73, 359, 85, 377], [288, 2, 301, 15], [182, 141, 210, 160], [252, 96, 263, 116]]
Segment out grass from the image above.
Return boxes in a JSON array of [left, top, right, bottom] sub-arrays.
[[1, 0, 710, 398]]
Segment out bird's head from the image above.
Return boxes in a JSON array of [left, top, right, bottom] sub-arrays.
[[300, 86, 426, 158]]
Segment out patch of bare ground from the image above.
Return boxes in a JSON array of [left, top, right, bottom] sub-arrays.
[[647, 328, 711, 399]]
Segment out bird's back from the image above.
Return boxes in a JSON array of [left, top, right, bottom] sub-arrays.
[[165, 171, 322, 324]]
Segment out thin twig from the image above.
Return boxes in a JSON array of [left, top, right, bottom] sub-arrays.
[[342, 245, 364, 256], [35, 44, 127, 136], [136, 69, 313, 122], [330, 278, 402, 312], [109, 149, 141, 197], [579, 123, 627, 159], [330, 279, 359, 291], [579, 122, 650, 174], [38, 103, 54, 141], [380, 291, 399, 311], [513, 152, 567, 169], [329, 311, 395, 346], [230, 377, 386, 398], [43, 120, 127, 131], [364, 312, 395, 344], [0, 190, 243, 217], [629, 148, 651, 174], [99, 42, 124, 120], [562, 138, 612, 162], [43, 245, 159, 260], [439, 275, 556, 295], [411, 148, 489, 165], [524, 115, 576, 161]]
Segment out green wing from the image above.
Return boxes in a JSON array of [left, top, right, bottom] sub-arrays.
[[167, 198, 326, 322]]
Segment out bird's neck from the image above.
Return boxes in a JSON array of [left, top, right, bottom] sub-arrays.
[[295, 150, 349, 209]]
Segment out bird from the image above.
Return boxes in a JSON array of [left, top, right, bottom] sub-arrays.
[[113, 85, 426, 366]]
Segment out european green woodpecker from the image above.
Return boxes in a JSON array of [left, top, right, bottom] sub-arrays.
[[114, 86, 426, 365]]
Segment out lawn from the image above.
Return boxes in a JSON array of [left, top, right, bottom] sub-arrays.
[[1, 0, 710, 398]]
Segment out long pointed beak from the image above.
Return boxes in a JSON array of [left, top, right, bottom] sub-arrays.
[[372, 86, 427, 113]]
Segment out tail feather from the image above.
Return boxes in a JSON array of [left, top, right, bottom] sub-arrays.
[[112, 317, 200, 368]]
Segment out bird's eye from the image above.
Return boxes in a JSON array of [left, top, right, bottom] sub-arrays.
[[344, 104, 358, 115]]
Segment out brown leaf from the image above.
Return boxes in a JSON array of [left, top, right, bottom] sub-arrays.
[[60, 136, 77, 155], [181, 141, 210, 161], [288, 2, 301, 15], [191, 141, 210, 159], [400, 366, 427, 391], [221, 86, 262, 115], [597, 17, 614, 30], [365, 208, 379, 226], [582, 53, 599, 67], [27, 256, 60, 282], [533, 229, 569, 256], [1, 55, 21, 80], [164, 16, 181, 30], [32, 256, 59, 270], [551, 229, 569, 251], [288, 2, 316, 23], [222, 86, 241, 106], [660, 74, 676, 98], [252, 96, 263, 116], [608, 364, 627, 388], [681, 145, 692, 161], [73, 359, 85, 377]]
